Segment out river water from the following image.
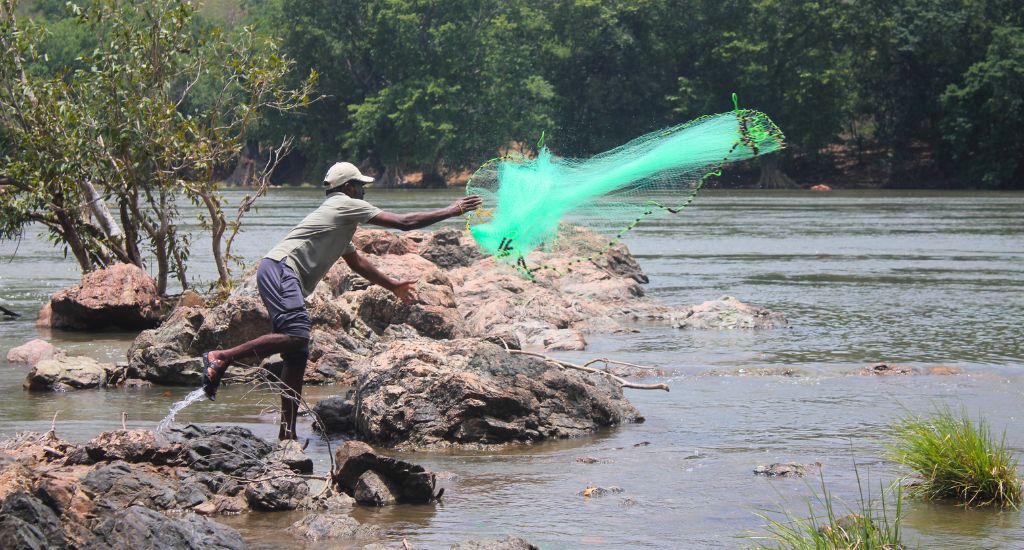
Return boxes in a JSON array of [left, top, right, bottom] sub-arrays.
[[1, 188, 1022, 549]]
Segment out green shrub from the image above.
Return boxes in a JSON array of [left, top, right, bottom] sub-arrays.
[[886, 408, 1022, 508], [753, 470, 906, 549]]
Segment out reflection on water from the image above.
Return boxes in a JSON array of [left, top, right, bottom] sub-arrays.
[[1, 189, 1022, 548]]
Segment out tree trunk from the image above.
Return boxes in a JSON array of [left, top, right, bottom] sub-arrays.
[[377, 161, 404, 188], [757, 156, 797, 189]]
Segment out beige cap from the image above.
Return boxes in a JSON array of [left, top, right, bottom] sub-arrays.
[[323, 162, 374, 190]]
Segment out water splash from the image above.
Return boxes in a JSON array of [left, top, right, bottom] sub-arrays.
[[156, 388, 206, 433]]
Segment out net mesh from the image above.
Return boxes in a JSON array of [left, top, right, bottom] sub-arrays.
[[465, 108, 785, 276]]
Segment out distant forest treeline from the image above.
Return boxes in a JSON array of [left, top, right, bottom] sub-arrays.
[[14, 0, 1024, 188]]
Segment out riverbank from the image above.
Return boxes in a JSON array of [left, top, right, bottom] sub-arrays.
[[1, 189, 1022, 548]]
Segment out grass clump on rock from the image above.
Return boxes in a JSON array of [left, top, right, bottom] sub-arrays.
[[753, 471, 906, 549], [886, 408, 1022, 508]]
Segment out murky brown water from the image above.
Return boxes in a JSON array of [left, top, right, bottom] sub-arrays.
[[2, 189, 1022, 548]]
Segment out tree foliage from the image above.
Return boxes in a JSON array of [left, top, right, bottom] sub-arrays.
[[0, 0, 315, 293]]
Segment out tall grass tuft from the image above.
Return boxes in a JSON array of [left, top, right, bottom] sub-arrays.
[[886, 407, 1022, 508], [752, 469, 906, 549]]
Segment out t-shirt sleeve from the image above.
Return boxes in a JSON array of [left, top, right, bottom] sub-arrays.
[[344, 199, 383, 223]]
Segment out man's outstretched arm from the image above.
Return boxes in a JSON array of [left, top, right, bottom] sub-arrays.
[[367, 195, 482, 231], [342, 250, 417, 303]]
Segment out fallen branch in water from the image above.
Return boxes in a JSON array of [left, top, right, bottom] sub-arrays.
[[509, 350, 669, 391]]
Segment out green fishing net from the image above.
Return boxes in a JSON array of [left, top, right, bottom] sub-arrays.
[[465, 107, 785, 275]]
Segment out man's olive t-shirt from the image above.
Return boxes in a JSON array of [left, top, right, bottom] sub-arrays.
[[264, 194, 381, 297]]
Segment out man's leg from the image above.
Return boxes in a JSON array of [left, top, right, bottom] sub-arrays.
[[278, 344, 309, 440], [207, 334, 306, 373]]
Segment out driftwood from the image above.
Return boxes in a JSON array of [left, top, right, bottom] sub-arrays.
[[509, 350, 670, 392]]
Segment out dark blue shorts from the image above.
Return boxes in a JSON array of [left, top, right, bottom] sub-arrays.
[[256, 258, 311, 340]]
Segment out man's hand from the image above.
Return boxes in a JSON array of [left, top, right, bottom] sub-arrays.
[[451, 195, 483, 216], [390, 279, 419, 304]]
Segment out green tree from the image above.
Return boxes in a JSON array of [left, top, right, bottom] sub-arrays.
[[0, 0, 315, 293], [267, 0, 554, 186], [941, 25, 1024, 188]]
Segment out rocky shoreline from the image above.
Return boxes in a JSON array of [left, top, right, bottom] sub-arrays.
[[5, 227, 797, 548]]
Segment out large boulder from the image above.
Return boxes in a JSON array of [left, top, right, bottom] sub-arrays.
[[288, 513, 379, 542], [41, 263, 162, 330], [6, 339, 65, 365], [23, 356, 119, 391], [344, 338, 643, 449]]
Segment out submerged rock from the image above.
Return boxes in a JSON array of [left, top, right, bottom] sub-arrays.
[[6, 339, 65, 366], [671, 295, 788, 330], [856, 363, 918, 376], [753, 462, 815, 478], [41, 263, 163, 331], [288, 513, 380, 541], [346, 338, 643, 449], [450, 535, 540, 550]]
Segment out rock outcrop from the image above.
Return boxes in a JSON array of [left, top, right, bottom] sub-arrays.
[[23, 356, 128, 391], [315, 338, 643, 449], [6, 339, 65, 365], [39, 263, 162, 330], [126, 227, 785, 388], [0, 426, 319, 548]]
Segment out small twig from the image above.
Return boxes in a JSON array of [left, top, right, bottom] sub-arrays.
[[121, 411, 127, 430], [582, 358, 660, 371], [46, 410, 61, 439], [510, 350, 669, 391]]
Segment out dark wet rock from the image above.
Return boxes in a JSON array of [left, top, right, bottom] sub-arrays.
[[1, 491, 67, 549], [84, 429, 180, 464], [41, 263, 162, 330], [6, 339, 65, 365], [23, 356, 118, 391], [0, 515, 48, 550], [671, 295, 788, 330], [350, 338, 643, 449], [353, 470, 400, 506], [856, 363, 919, 376], [754, 462, 813, 478], [121, 378, 153, 389], [166, 425, 275, 476], [81, 462, 182, 512], [267, 439, 314, 474], [332, 441, 439, 505], [244, 469, 309, 511], [702, 367, 804, 377], [579, 486, 624, 497], [620, 496, 639, 506], [419, 228, 483, 269], [84, 505, 245, 550], [289, 513, 380, 541], [575, 456, 602, 464], [313, 393, 356, 434], [450, 535, 540, 550]]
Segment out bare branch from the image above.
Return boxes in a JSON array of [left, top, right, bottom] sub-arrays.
[[509, 350, 670, 391]]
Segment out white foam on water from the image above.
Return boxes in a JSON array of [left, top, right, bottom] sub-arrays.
[[156, 388, 206, 433]]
